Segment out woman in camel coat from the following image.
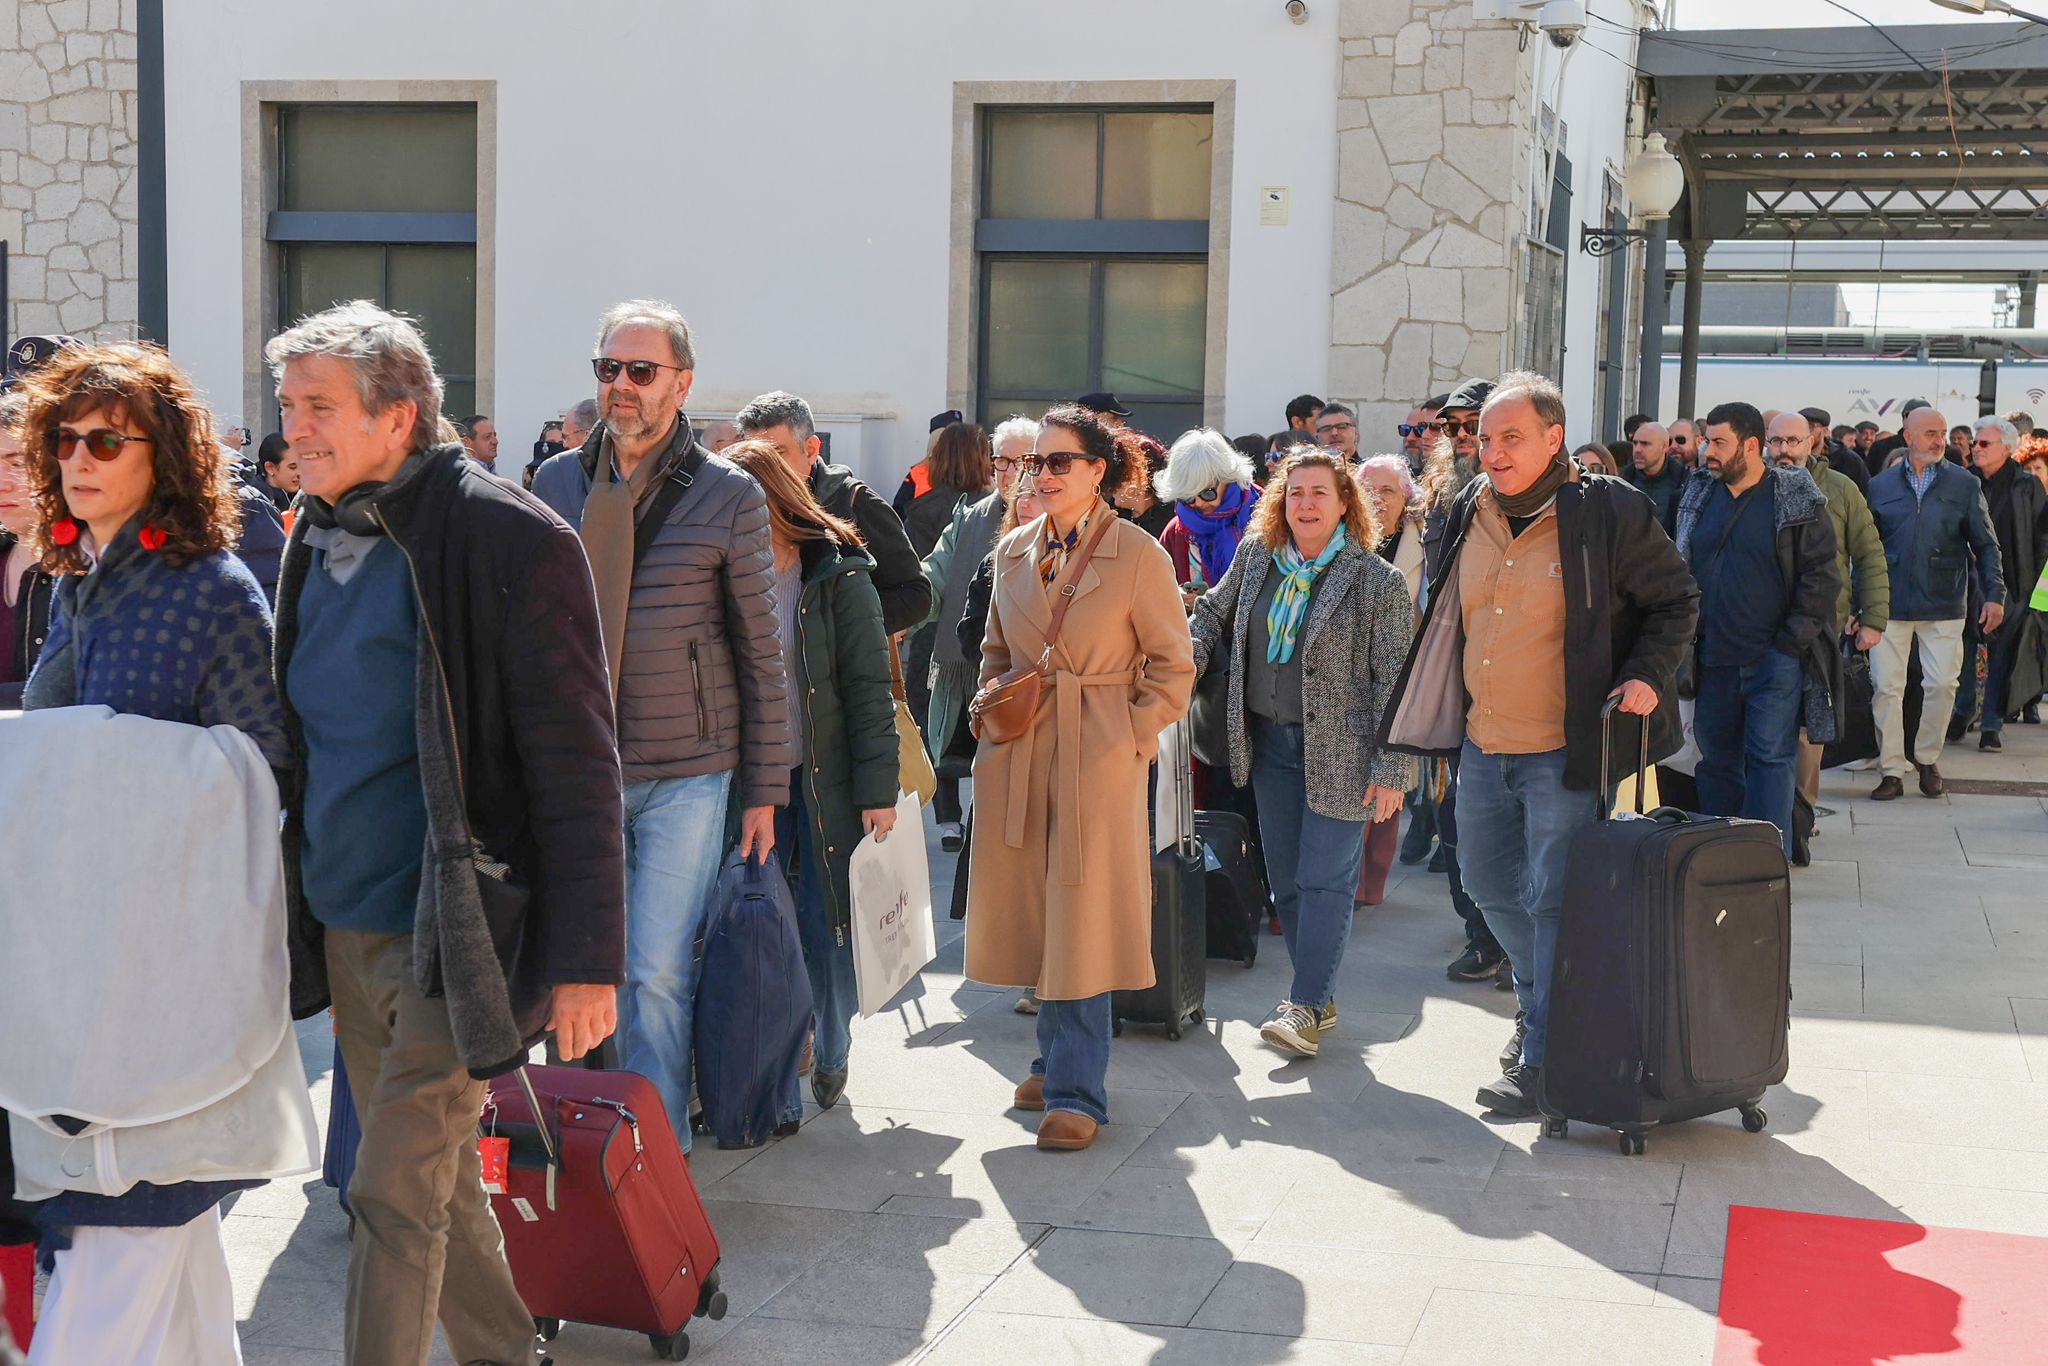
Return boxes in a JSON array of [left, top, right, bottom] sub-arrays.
[[966, 404, 1194, 1153]]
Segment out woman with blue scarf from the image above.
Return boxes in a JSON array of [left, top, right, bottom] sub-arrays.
[[1157, 429, 1262, 601], [1189, 450, 1418, 1059]]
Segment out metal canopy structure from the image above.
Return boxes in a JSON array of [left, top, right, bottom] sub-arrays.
[[1641, 21, 2048, 242]]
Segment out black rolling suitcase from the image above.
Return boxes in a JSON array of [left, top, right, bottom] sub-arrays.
[[1114, 722, 1208, 1040], [1541, 701, 1791, 1156], [1195, 809, 1264, 968]]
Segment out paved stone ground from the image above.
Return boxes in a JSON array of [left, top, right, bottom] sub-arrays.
[[230, 723, 2048, 1365]]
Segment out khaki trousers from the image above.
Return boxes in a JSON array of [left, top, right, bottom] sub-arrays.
[[327, 930, 536, 1366], [1869, 618, 1967, 779]]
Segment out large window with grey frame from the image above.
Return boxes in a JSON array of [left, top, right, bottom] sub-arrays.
[[976, 107, 1212, 441], [270, 103, 479, 418]]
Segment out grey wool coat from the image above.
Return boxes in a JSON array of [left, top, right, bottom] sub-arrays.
[[1188, 536, 1418, 820]]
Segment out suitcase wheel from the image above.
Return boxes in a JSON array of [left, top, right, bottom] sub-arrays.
[[650, 1330, 690, 1360], [699, 1273, 729, 1321], [1165, 1022, 1182, 1041], [1616, 1131, 1646, 1157], [1190, 1009, 1204, 1026], [1543, 1117, 1567, 1140], [1112, 1018, 1124, 1038], [533, 1317, 561, 1343], [1740, 1105, 1768, 1134]]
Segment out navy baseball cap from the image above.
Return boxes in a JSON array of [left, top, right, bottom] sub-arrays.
[[3, 334, 79, 389], [929, 409, 963, 433], [1075, 392, 1132, 417]]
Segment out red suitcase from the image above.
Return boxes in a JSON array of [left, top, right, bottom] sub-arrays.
[[482, 1065, 727, 1361]]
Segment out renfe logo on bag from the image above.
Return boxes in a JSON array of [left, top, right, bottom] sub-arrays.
[[849, 789, 938, 1018]]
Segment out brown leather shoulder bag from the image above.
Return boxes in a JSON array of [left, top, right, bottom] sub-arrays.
[[968, 515, 1116, 744]]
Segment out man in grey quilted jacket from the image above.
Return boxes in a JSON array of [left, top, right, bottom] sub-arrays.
[[533, 299, 793, 1151]]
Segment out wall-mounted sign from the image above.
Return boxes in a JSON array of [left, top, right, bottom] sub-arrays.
[[1260, 186, 1289, 226]]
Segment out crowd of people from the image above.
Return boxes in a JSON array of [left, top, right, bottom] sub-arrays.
[[2, 303, 2045, 1366]]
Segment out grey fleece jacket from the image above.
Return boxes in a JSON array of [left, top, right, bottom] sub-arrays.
[[533, 419, 795, 803]]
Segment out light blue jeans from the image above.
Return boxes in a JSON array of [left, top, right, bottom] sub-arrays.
[[1455, 742, 1599, 1070], [1247, 716, 1367, 1010], [778, 772, 859, 1126], [617, 770, 734, 1153]]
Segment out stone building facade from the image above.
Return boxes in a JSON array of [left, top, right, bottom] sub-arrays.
[[0, 0, 142, 344]]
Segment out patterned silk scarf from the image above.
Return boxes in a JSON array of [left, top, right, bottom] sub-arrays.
[[1265, 524, 1348, 663], [1040, 510, 1090, 587]]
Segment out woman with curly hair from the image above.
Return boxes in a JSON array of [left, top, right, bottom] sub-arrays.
[[8, 342, 290, 1363], [965, 404, 1194, 1152], [1188, 450, 1416, 1058]]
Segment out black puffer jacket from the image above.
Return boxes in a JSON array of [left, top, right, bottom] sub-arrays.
[[809, 460, 932, 636], [0, 534, 54, 708], [278, 446, 626, 1075]]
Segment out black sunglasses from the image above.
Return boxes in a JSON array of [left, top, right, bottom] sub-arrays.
[[1432, 418, 1479, 437], [1022, 452, 1101, 477], [591, 356, 687, 387], [1189, 483, 1224, 503], [51, 427, 153, 461]]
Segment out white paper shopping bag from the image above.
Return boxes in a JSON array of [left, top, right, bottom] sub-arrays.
[[848, 788, 938, 1018]]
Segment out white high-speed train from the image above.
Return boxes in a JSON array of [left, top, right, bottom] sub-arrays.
[[1656, 328, 2048, 426]]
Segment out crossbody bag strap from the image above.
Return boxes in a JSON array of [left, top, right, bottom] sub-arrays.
[[630, 445, 709, 575], [887, 632, 909, 703], [1039, 514, 1117, 663]]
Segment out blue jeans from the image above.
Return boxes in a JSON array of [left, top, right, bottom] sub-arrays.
[[1456, 743, 1599, 1070], [1694, 650, 1803, 857], [1029, 993, 1111, 1125], [778, 771, 859, 1125], [618, 770, 734, 1153], [1954, 621, 2013, 736], [1247, 716, 1366, 1009]]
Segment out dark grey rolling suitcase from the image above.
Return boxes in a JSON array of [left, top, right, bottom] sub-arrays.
[[1541, 701, 1792, 1155], [1194, 809, 1264, 968], [1114, 724, 1207, 1040]]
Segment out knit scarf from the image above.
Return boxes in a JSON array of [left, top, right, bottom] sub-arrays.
[[580, 426, 669, 699], [1176, 483, 1258, 587], [1265, 524, 1347, 664], [1493, 456, 1571, 518]]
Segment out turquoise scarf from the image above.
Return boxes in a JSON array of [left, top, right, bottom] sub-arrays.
[[1265, 526, 1347, 664]]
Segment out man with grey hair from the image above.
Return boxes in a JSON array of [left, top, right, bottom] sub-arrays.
[[533, 300, 792, 1146], [1950, 415, 2047, 751], [270, 299, 624, 1365], [738, 389, 931, 637], [700, 417, 742, 453], [1864, 404, 2004, 796], [1381, 370, 1698, 1119]]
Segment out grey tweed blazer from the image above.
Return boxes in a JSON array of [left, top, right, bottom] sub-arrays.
[[1189, 537, 1418, 820]]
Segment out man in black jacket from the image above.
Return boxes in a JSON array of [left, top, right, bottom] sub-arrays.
[[1625, 420, 1684, 535], [1381, 371, 1699, 1120], [1952, 416, 2048, 750], [269, 301, 624, 1366], [738, 390, 932, 635], [1675, 402, 1839, 858]]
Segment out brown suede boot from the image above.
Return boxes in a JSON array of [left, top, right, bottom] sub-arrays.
[[1013, 1075, 1045, 1111], [1036, 1110, 1099, 1151]]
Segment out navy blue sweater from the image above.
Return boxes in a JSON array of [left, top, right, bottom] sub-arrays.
[[17, 527, 287, 1238]]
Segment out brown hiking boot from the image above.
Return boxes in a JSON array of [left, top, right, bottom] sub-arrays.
[[1916, 763, 1944, 798], [1871, 775, 1904, 801]]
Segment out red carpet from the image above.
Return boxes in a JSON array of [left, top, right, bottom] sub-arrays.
[[1715, 1204, 2048, 1364]]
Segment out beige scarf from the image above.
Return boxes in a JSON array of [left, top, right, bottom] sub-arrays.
[[580, 426, 670, 698]]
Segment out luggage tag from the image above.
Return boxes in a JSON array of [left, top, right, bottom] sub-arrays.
[[480, 1099, 510, 1195]]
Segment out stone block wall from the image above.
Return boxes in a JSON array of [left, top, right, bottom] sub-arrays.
[[1332, 0, 1538, 438], [0, 0, 142, 343]]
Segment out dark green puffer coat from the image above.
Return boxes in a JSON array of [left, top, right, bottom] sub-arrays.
[[788, 535, 900, 935]]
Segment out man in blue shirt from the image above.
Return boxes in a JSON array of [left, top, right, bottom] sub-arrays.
[[1674, 402, 1839, 856], [1864, 405, 2006, 798]]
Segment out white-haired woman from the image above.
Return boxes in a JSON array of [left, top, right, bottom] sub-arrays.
[[1158, 429, 1263, 603], [1353, 454, 1426, 907]]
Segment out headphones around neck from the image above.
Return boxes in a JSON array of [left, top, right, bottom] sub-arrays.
[[301, 481, 388, 537]]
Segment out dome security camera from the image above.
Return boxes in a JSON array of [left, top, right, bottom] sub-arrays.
[[1285, 0, 1309, 22], [1539, 0, 1586, 46]]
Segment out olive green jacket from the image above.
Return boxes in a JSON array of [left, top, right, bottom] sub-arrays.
[[1813, 455, 1890, 634]]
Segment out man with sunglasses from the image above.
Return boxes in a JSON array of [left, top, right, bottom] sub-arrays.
[[533, 300, 793, 1149], [1429, 379, 1487, 486], [1950, 416, 2046, 753], [736, 391, 931, 637], [1400, 397, 1444, 475], [1669, 417, 1702, 470]]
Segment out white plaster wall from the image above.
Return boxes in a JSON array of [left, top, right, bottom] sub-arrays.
[[159, 0, 1340, 488]]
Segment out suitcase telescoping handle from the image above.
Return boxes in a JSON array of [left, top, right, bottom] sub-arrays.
[[1173, 716, 1196, 859], [513, 1065, 561, 1212], [1598, 694, 1653, 821]]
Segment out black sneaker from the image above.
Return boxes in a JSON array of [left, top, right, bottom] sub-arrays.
[[1476, 1064, 1543, 1118], [1946, 714, 1970, 744], [2025, 703, 2041, 724], [1495, 961, 1516, 991], [1981, 732, 2003, 751], [1499, 1011, 1526, 1071], [1447, 942, 1504, 981], [1427, 846, 1449, 874], [1398, 814, 1435, 865]]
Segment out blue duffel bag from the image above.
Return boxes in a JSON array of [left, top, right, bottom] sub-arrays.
[[323, 1037, 360, 1227], [693, 850, 815, 1150]]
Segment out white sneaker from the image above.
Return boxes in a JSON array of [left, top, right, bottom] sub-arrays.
[[939, 821, 964, 851], [1259, 1001, 1321, 1057]]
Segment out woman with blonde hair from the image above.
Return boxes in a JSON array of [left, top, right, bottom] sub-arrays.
[[966, 405, 1193, 1150], [1188, 450, 1416, 1057], [725, 439, 899, 1117]]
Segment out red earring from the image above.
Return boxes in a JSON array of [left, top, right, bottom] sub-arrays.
[[50, 517, 79, 547], [137, 524, 168, 552]]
